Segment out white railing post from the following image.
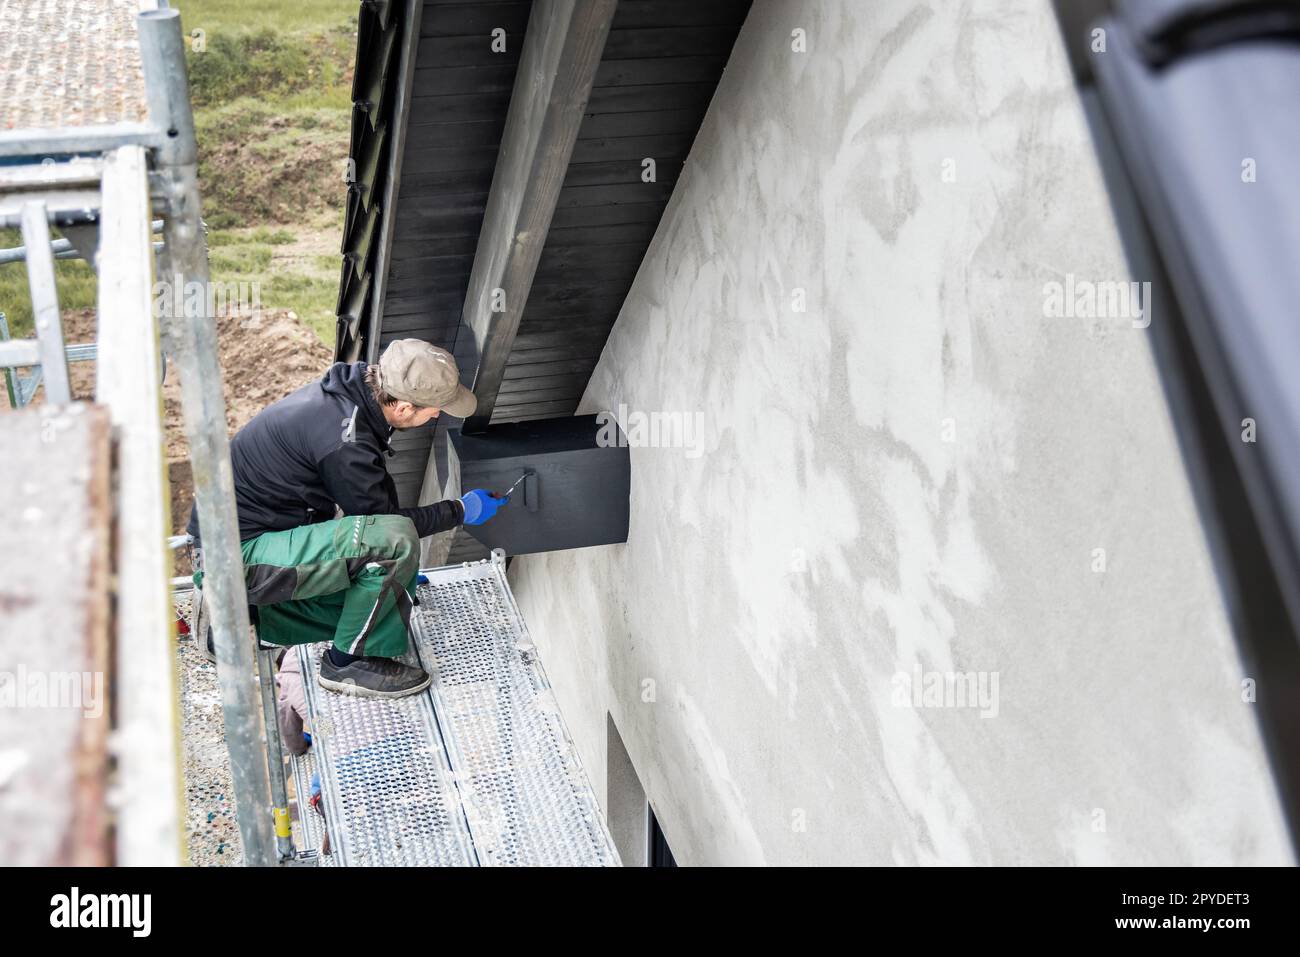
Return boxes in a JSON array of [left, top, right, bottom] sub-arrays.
[[95, 144, 184, 865], [138, 7, 276, 866], [18, 201, 72, 404]]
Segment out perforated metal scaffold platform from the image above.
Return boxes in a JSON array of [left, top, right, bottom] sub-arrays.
[[296, 552, 619, 866]]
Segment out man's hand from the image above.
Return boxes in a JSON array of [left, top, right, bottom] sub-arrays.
[[460, 489, 507, 525]]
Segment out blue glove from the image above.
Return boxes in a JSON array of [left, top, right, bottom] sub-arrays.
[[461, 489, 507, 525]]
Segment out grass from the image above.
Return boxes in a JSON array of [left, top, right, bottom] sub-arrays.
[[0, 223, 339, 344], [195, 103, 350, 223], [205, 221, 343, 344], [177, 0, 357, 346], [2, 3, 356, 347], [210, 227, 296, 247], [209, 244, 273, 274], [184, 26, 356, 108], [264, 274, 341, 344], [172, 0, 359, 38], [0, 230, 98, 339]]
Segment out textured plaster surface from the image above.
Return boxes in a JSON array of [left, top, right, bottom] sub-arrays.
[[508, 0, 1292, 865]]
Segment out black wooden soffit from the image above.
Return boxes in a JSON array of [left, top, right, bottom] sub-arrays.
[[457, 0, 621, 434]]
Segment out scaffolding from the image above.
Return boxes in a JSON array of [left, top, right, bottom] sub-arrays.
[[297, 553, 619, 867], [0, 4, 271, 865]]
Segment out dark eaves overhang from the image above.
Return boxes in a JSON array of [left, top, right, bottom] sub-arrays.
[[333, 0, 751, 561]]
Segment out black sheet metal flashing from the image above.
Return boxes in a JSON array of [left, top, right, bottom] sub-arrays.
[[452, 414, 630, 555], [335, 0, 415, 361]]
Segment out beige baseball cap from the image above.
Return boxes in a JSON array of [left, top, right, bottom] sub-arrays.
[[376, 339, 477, 418]]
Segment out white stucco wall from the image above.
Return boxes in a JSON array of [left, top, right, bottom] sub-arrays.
[[508, 0, 1293, 865]]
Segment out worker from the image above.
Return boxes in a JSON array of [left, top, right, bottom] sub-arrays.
[[188, 339, 506, 699]]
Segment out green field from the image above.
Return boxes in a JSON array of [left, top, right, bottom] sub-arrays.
[[0, 244, 96, 340], [174, 0, 358, 37], [0, 1, 356, 346], [180, 0, 357, 345]]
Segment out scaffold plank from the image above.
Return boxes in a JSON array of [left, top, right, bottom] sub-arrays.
[[298, 555, 619, 866], [0, 403, 112, 866]]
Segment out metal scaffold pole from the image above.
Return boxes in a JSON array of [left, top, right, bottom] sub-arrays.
[[137, 8, 276, 867]]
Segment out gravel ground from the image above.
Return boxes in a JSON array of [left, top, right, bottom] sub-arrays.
[[174, 590, 244, 866], [173, 589, 324, 866]]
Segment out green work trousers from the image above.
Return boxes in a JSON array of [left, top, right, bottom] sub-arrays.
[[237, 514, 420, 659]]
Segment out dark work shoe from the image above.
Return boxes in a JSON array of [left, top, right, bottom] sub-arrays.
[[317, 650, 432, 699]]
